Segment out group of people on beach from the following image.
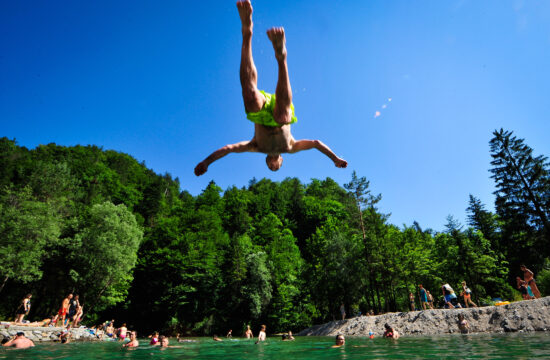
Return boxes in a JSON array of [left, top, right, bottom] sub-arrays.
[[11, 293, 84, 328], [516, 265, 541, 300], [339, 264, 542, 321], [412, 265, 541, 312]]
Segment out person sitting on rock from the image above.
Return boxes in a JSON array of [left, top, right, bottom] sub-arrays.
[[516, 277, 534, 300], [59, 324, 72, 344]]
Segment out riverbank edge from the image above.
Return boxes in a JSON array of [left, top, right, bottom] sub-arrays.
[[297, 296, 550, 337], [0, 325, 100, 342]]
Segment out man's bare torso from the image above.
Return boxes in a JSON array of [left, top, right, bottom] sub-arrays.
[[10, 338, 34, 348], [523, 269, 534, 282], [252, 124, 294, 154]]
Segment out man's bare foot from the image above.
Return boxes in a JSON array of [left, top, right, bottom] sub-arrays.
[[236, 1, 253, 35], [267, 27, 287, 61]]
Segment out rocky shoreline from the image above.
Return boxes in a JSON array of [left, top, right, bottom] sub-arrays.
[[297, 297, 550, 337], [0, 324, 99, 342]]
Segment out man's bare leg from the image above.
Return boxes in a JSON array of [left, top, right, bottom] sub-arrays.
[[237, 1, 264, 113], [267, 27, 292, 125]]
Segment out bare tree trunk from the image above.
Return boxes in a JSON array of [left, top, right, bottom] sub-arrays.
[[86, 278, 113, 316], [0, 275, 9, 294]]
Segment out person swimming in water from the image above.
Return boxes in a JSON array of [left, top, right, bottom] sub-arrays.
[[149, 331, 159, 345], [2, 332, 35, 349], [332, 334, 345, 347], [244, 325, 253, 339], [194, 0, 347, 176], [458, 314, 469, 334], [256, 325, 267, 344], [383, 323, 399, 339], [122, 331, 139, 348]]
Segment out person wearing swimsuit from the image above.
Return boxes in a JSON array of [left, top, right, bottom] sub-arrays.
[[194, 1, 347, 176]]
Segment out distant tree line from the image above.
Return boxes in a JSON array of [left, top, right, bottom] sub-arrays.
[[0, 128, 548, 335]]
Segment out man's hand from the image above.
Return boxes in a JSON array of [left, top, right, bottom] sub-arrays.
[[291, 139, 347, 169], [334, 158, 348, 168], [194, 162, 208, 176]]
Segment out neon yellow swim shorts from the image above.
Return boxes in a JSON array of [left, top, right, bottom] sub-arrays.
[[246, 90, 297, 127]]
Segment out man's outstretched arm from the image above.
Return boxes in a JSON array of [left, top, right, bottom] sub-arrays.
[[195, 141, 257, 176], [290, 139, 348, 168]]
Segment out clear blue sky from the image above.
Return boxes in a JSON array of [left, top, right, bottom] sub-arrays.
[[1, 0, 549, 231]]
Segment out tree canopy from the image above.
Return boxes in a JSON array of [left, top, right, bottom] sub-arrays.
[[0, 130, 548, 334]]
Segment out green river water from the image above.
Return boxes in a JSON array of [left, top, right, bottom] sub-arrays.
[[1, 333, 550, 359]]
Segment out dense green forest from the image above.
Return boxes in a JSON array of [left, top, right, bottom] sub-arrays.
[[1, 129, 549, 335]]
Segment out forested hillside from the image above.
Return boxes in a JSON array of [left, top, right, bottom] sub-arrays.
[[1, 129, 549, 335]]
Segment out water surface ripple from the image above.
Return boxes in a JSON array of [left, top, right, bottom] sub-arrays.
[[1, 333, 549, 359]]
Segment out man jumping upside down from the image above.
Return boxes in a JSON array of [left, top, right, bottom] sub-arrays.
[[194, 0, 348, 176]]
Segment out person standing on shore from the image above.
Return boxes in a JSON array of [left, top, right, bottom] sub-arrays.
[[409, 292, 416, 311], [460, 281, 477, 308], [419, 285, 431, 310], [340, 303, 346, 320], [58, 294, 72, 327], [441, 283, 458, 309], [72, 303, 84, 327], [427, 291, 434, 308], [67, 295, 79, 325], [15, 294, 32, 324], [520, 265, 541, 298]]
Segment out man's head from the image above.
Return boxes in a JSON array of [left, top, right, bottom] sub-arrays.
[[335, 334, 345, 346], [265, 154, 283, 171], [419, 284, 423, 289], [68, 294, 73, 299], [16, 332, 25, 338], [160, 336, 169, 347], [520, 265, 526, 270]]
